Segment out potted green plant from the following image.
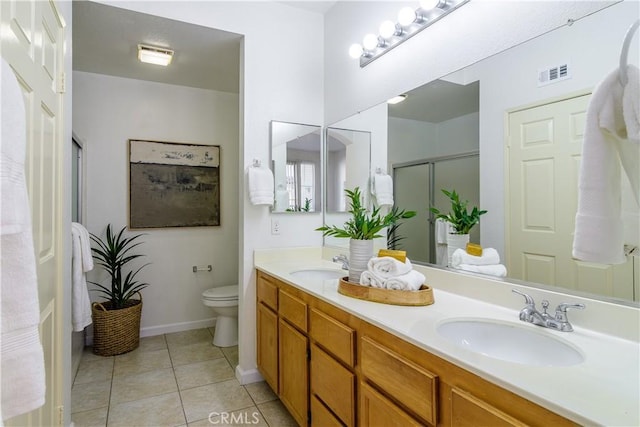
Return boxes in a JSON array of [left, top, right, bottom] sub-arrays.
[[429, 189, 487, 265], [317, 187, 416, 283], [89, 224, 150, 356]]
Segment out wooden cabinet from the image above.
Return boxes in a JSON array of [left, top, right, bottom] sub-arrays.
[[256, 303, 278, 392], [279, 318, 309, 427], [360, 381, 424, 427], [310, 343, 355, 426], [451, 388, 527, 427]]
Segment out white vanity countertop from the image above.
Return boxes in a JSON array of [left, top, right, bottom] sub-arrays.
[[254, 248, 640, 426]]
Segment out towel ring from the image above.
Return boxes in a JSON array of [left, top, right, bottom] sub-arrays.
[[619, 19, 640, 86]]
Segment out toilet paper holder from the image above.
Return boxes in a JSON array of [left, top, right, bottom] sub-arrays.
[[192, 265, 213, 273]]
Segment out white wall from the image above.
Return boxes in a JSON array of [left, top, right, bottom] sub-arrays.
[[73, 72, 239, 334], [94, 0, 324, 383]]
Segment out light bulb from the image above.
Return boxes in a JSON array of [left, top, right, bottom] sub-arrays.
[[379, 20, 396, 39], [348, 43, 364, 59], [398, 6, 416, 27], [419, 0, 441, 11], [362, 33, 379, 51]]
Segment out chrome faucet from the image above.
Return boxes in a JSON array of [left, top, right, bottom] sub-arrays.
[[332, 254, 349, 270], [512, 289, 585, 332]]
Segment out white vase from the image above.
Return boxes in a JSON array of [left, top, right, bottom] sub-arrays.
[[349, 239, 374, 283], [447, 233, 469, 267]]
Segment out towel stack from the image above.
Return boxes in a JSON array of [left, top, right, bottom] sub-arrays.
[[371, 173, 393, 207], [360, 257, 425, 291], [450, 248, 507, 277]]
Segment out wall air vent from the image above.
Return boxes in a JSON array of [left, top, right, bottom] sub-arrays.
[[537, 62, 571, 87]]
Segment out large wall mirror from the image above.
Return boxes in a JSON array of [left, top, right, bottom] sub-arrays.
[[324, 1, 640, 305], [271, 121, 322, 213]]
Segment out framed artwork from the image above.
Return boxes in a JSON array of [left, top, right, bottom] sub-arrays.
[[129, 139, 220, 228]]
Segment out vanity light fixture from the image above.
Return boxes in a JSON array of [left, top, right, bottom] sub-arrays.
[[387, 94, 408, 104], [350, 0, 470, 67], [137, 44, 174, 66]]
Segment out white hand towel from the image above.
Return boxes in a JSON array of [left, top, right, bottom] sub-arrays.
[[372, 174, 393, 206], [1, 58, 46, 420], [247, 166, 274, 206], [455, 264, 507, 278], [620, 65, 640, 204], [71, 222, 94, 332], [367, 256, 412, 279], [385, 270, 425, 291], [451, 248, 500, 268], [435, 218, 451, 244], [573, 66, 638, 264], [360, 270, 386, 288]]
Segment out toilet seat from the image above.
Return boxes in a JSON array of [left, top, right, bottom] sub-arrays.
[[202, 285, 238, 301]]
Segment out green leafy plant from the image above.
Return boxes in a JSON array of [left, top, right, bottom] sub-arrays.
[[430, 189, 487, 235], [286, 198, 312, 212], [316, 187, 416, 240], [89, 224, 150, 310]]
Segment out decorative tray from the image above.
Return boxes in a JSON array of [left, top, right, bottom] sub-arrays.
[[338, 277, 434, 306]]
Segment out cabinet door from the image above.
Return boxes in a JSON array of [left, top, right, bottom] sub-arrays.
[[257, 303, 278, 392], [311, 395, 343, 427], [360, 381, 423, 427], [451, 388, 527, 427], [279, 319, 309, 427], [311, 344, 355, 426]]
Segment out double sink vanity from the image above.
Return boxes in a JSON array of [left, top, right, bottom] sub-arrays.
[[254, 247, 640, 427]]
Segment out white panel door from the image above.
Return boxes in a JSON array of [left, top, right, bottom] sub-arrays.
[[508, 94, 634, 300], [1, 0, 66, 425], [394, 163, 431, 262]]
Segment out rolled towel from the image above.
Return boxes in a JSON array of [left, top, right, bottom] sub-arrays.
[[360, 270, 386, 288], [385, 270, 425, 291], [247, 166, 274, 206], [367, 256, 412, 279], [450, 248, 500, 268], [455, 264, 507, 278]]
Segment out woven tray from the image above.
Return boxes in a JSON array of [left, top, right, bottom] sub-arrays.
[[338, 277, 434, 306]]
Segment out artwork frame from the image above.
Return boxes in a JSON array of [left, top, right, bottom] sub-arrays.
[[128, 139, 220, 229]]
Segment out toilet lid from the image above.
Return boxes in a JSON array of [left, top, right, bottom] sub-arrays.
[[202, 285, 238, 300]]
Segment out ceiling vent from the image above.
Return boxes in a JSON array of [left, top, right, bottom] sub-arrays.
[[537, 62, 571, 87]]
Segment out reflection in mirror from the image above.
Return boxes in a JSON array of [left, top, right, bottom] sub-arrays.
[[270, 121, 321, 213], [325, 1, 640, 304]]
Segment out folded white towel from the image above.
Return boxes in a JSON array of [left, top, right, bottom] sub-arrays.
[[275, 187, 289, 211], [372, 174, 393, 206], [367, 256, 412, 279], [247, 166, 274, 206], [450, 248, 500, 268], [385, 270, 425, 291], [435, 218, 451, 244], [359, 270, 386, 288], [1, 58, 46, 420], [71, 222, 94, 332], [455, 264, 507, 278], [620, 65, 639, 204]]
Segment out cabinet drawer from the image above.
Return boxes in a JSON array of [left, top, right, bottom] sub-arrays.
[[257, 272, 278, 310], [451, 388, 527, 427], [279, 289, 308, 332], [311, 344, 355, 426], [360, 381, 423, 427], [361, 336, 438, 425], [311, 395, 344, 427], [310, 308, 355, 367]]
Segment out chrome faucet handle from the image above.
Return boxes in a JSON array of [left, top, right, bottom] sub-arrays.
[[541, 300, 550, 315], [512, 289, 535, 306], [555, 302, 585, 321]]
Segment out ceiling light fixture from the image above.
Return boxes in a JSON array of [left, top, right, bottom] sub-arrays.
[[387, 94, 408, 104], [137, 44, 174, 66], [349, 0, 469, 67]]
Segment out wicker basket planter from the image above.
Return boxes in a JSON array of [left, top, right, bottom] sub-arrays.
[[91, 296, 142, 356]]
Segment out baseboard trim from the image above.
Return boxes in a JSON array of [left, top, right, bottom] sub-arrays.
[[85, 318, 216, 345], [235, 365, 264, 385]]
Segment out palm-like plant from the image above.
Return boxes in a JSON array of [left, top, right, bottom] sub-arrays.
[[89, 224, 150, 309], [317, 187, 416, 240], [430, 189, 487, 235]]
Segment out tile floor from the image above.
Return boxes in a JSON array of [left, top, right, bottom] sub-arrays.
[[71, 328, 297, 427]]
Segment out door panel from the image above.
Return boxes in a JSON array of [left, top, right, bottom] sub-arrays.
[[394, 164, 430, 262]]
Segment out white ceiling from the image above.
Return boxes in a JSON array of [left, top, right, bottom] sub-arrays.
[[73, 1, 242, 93], [278, 1, 338, 14]]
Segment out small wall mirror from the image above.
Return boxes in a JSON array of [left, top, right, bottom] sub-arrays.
[[270, 121, 322, 213]]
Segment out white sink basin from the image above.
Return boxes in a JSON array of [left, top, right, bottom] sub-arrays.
[[427, 319, 584, 367], [289, 268, 345, 280]]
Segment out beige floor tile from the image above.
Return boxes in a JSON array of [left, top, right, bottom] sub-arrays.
[[71, 381, 111, 414], [113, 348, 171, 376], [81, 348, 114, 364], [165, 328, 213, 347], [221, 345, 239, 367], [258, 400, 298, 427], [74, 358, 114, 386], [110, 367, 177, 405], [244, 381, 277, 405], [107, 392, 186, 427], [174, 358, 235, 390], [189, 406, 268, 427], [137, 334, 168, 352], [180, 379, 254, 423], [169, 341, 224, 367], [71, 406, 108, 427]]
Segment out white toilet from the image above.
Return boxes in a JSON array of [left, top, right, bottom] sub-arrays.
[[202, 285, 239, 347]]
